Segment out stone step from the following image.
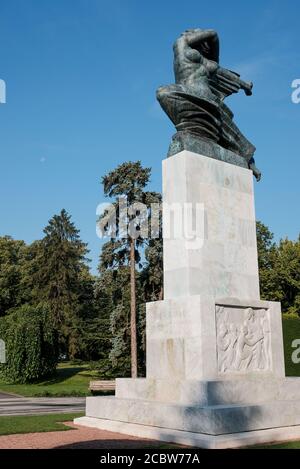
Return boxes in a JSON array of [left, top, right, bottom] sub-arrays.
[[86, 395, 300, 436], [75, 415, 300, 449]]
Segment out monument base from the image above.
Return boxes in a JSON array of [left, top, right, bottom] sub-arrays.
[[75, 373, 300, 448], [74, 293, 300, 447], [74, 416, 300, 449], [75, 153, 300, 448]]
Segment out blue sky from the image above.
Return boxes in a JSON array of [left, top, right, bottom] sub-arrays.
[[0, 0, 299, 273]]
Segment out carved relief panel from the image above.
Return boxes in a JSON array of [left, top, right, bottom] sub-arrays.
[[216, 305, 271, 373]]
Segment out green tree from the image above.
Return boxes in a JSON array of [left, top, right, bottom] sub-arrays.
[[256, 221, 276, 270], [137, 204, 163, 374], [92, 256, 132, 376], [256, 221, 278, 301], [30, 209, 91, 357], [0, 236, 26, 316], [101, 162, 149, 378], [0, 303, 58, 383], [272, 237, 300, 315], [257, 222, 300, 315], [99, 162, 161, 377], [141, 197, 163, 303]]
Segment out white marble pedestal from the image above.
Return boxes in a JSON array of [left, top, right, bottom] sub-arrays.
[[75, 152, 300, 448]]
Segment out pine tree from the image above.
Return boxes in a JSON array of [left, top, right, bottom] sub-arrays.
[[31, 209, 90, 356], [99, 161, 161, 377]]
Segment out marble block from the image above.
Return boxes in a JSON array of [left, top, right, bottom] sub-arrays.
[[146, 296, 285, 381], [162, 151, 260, 300]]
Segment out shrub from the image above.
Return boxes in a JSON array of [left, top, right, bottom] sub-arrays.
[[0, 303, 58, 383]]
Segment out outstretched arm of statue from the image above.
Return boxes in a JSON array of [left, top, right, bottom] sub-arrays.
[[216, 67, 253, 96]]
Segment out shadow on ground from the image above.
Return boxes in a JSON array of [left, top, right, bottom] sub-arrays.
[[54, 439, 177, 449], [41, 367, 91, 385]]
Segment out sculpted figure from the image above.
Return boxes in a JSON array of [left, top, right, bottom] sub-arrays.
[[217, 322, 231, 372], [157, 29, 261, 180], [259, 311, 271, 369], [234, 309, 264, 370], [234, 324, 255, 370], [226, 323, 238, 368]]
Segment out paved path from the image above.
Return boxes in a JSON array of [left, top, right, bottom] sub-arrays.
[[0, 392, 16, 399], [0, 422, 172, 449], [0, 394, 85, 416]]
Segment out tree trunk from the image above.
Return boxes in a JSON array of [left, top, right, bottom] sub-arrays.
[[130, 237, 137, 378]]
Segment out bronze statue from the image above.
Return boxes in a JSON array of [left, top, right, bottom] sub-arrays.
[[157, 29, 261, 180]]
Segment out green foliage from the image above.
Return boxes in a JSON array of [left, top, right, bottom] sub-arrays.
[[256, 221, 275, 267], [102, 160, 151, 201], [94, 265, 132, 377], [29, 209, 93, 358], [272, 237, 300, 314], [141, 238, 163, 302], [0, 236, 26, 316], [97, 161, 163, 377], [281, 315, 300, 376], [0, 304, 58, 383], [257, 222, 300, 315], [256, 221, 278, 300]]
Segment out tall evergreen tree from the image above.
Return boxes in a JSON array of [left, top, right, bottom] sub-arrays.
[[96, 242, 147, 376], [99, 161, 161, 377], [31, 209, 90, 357]]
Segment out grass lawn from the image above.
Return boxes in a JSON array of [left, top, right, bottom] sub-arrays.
[[282, 315, 300, 376], [253, 440, 300, 449], [0, 412, 84, 436], [0, 362, 99, 397]]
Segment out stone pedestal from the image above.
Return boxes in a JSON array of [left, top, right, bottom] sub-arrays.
[[146, 297, 284, 382], [75, 152, 300, 448], [162, 152, 259, 300]]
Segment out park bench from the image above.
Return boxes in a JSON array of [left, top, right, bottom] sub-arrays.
[[89, 380, 116, 394]]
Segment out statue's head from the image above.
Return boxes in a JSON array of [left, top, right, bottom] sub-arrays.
[[245, 307, 254, 321], [180, 28, 202, 38], [183, 28, 201, 33], [219, 322, 228, 337]]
